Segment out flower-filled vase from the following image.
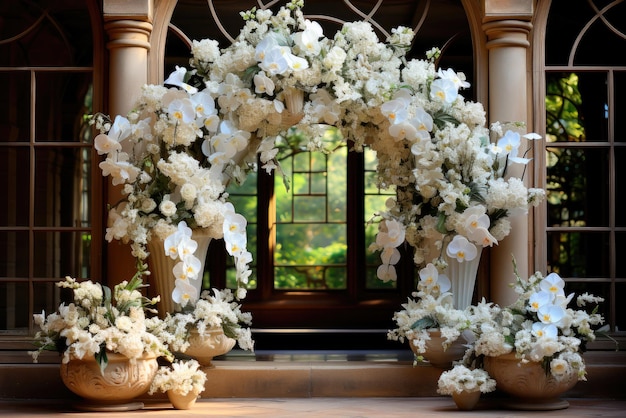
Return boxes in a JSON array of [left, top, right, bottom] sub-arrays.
[[147, 228, 213, 317], [483, 353, 579, 410], [60, 352, 158, 411], [183, 327, 236, 368], [444, 246, 482, 310]]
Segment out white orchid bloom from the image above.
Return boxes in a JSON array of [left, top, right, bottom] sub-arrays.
[[538, 304, 566, 327], [224, 212, 247, 240], [380, 247, 401, 266], [532, 322, 558, 340], [292, 19, 324, 55], [253, 71, 275, 96], [172, 278, 198, 308], [377, 263, 397, 282], [446, 235, 478, 262], [419, 263, 451, 293], [430, 78, 458, 104], [381, 99, 409, 125], [437, 68, 470, 89], [259, 46, 290, 75], [98, 158, 140, 186], [540, 272, 566, 298], [164, 65, 198, 94], [284, 52, 309, 72], [528, 291, 553, 312], [168, 98, 196, 124], [376, 219, 406, 249]]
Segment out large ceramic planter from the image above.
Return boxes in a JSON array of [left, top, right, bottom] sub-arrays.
[[147, 228, 212, 317], [483, 353, 579, 410], [60, 352, 158, 411], [183, 327, 236, 367], [409, 329, 467, 369]]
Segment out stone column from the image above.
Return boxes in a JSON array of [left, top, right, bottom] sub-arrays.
[[103, 0, 153, 285], [482, 1, 534, 306]]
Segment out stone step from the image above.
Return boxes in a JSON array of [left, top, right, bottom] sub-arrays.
[[1, 350, 625, 400]]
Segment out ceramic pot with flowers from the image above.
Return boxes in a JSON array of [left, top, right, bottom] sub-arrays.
[[60, 352, 158, 411], [149, 359, 206, 409], [30, 275, 171, 411], [483, 353, 579, 410]]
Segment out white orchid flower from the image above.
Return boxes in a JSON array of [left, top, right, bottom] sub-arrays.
[[172, 278, 198, 308], [377, 263, 397, 282], [446, 235, 478, 262], [528, 291, 553, 312], [164, 65, 198, 94], [430, 78, 458, 104], [168, 98, 196, 124], [540, 272, 566, 298]]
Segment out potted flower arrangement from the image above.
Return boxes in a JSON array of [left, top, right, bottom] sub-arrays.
[[149, 359, 207, 410], [387, 263, 470, 368], [29, 270, 172, 409], [437, 364, 496, 410], [150, 285, 254, 367], [460, 260, 605, 409]]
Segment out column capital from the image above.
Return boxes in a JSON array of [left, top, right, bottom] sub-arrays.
[[104, 20, 153, 51], [103, 0, 153, 23], [482, 20, 532, 49]]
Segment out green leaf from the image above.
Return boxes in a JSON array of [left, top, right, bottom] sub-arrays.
[[95, 348, 108, 376], [432, 111, 460, 129], [410, 316, 437, 330], [435, 212, 448, 234]]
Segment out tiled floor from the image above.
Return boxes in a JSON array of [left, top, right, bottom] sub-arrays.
[[2, 397, 626, 417]]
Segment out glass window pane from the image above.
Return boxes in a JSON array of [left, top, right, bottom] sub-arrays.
[[564, 280, 611, 328], [0, 147, 30, 227], [0, 72, 30, 143], [616, 72, 626, 142], [0, 282, 29, 332], [33, 231, 91, 279], [617, 283, 626, 333], [35, 72, 93, 142], [546, 147, 609, 227], [545, 72, 608, 142], [547, 231, 609, 278], [617, 147, 626, 227], [34, 148, 92, 227], [294, 196, 326, 222], [617, 232, 625, 278], [274, 265, 347, 290], [33, 281, 63, 322], [0, 231, 29, 278]]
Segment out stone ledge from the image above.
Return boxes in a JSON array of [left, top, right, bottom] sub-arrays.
[[2, 352, 625, 400]]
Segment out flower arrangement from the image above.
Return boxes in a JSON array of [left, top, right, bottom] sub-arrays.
[[151, 287, 254, 353], [387, 263, 470, 358], [370, 92, 546, 283], [437, 364, 496, 395], [29, 271, 171, 371], [463, 261, 604, 382], [149, 359, 207, 397]]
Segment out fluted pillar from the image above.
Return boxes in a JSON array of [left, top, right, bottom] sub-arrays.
[[103, 0, 153, 285], [482, 1, 534, 306]]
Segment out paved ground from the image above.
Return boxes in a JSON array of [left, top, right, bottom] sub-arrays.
[[2, 397, 626, 417]]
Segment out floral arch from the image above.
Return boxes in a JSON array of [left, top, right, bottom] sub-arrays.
[[95, 0, 543, 321]]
